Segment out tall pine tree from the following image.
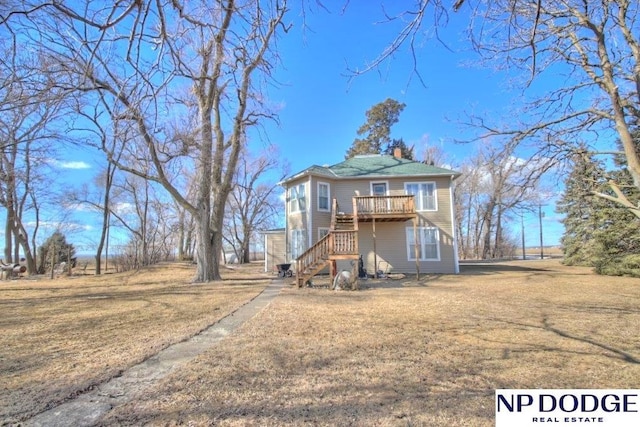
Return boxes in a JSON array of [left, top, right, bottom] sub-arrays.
[[591, 135, 640, 276], [556, 150, 608, 266], [345, 98, 406, 159], [558, 137, 640, 275]]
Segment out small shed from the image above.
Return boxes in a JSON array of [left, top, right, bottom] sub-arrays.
[[261, 228, 286, 274]]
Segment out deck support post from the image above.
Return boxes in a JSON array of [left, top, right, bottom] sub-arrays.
[[372, 218, 377, 277], [414, 216, 420, 280]]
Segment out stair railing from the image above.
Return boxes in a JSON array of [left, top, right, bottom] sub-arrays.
[[294, 197, 359, 286], [295, 233, 331, 282]]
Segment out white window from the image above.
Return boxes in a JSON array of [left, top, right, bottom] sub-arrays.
[[405, 182, 437, 211], [371, 181, 388, 196], [318, 182, 330, 212], [289, 183, 306, 213], [318, 227, 330, 240], [291, 229, 307, 259], [406, 227, 440, 261]]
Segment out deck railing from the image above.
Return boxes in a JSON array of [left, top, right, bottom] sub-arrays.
[[354, 195, 415, 216], [330, 230, 358, 255]]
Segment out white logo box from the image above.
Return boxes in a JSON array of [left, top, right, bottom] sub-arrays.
[[496, 389, 640, 427]]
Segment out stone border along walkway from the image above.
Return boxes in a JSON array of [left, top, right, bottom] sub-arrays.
[[25, 278, 285, 427]]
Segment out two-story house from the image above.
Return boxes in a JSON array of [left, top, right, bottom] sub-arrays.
[[276, 149, 462, 286]]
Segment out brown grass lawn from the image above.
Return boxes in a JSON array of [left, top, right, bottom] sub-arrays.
[[0, 261, 271, 425], [2, 260, 640, 426]]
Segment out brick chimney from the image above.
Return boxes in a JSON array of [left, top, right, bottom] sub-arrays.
[[393, 147, 402, 159]]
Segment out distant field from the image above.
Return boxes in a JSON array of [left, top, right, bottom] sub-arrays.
[[3, 259, 640, 426]]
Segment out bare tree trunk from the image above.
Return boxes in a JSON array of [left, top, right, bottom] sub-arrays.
[[493, 205, 504, 258], [177, 207, 186, 261], [481, 198, 496, 259], [95, 163, 115, 275], [195, 213, 216, 281], [242, 239, 251, 264]]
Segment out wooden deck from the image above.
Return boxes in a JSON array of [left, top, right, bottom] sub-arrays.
[[354, 195, 416, 222]]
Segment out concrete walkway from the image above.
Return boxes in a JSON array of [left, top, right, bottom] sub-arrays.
[[26, 279, 285, 427]]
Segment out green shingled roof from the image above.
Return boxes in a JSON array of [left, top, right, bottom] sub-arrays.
[[329, 154, 459, 177], [282, 154, 460, 184]]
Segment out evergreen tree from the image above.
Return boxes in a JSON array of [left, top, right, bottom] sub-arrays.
[[383, 138, 415, 160], [346, 98, 406, 159], [556, 151, 608, 266], [558, 133, 640, 276], [37, 231, 76, 274], [591, 136, 640, 276]]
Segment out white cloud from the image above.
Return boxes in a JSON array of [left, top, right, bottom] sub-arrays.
[[25, 220, 93, 232], [112, 202, 135, 215], [58, 161, 91, 170]]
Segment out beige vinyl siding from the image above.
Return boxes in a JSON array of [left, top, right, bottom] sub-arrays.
[[332, 180, 377, 213], [412, 176, 457, 273], [309, 176, 333, 245], [264, 231, 286, 273], [286, 177, 311, 261], [357, 221, 456, 274], [337, 176, 457, 274], [285, 173, 458, 274]]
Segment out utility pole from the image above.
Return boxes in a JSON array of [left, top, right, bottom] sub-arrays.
[[538, 204, 544, 259], [521, 213, 526, 260]]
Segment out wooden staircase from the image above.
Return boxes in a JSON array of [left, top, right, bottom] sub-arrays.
[[295, 199, 359, 287]]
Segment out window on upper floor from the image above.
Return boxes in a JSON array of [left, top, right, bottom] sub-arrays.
[[404, 182, 437, 211], [318, 182, 330, 212], [289, 183, 306, 213]]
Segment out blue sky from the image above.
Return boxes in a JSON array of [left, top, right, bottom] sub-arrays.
[[255, 3, 565, 247], [52, 2, 564, 249]]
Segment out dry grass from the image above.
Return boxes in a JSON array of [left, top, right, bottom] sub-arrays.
[[0, 261, 271, 424], [3, 260, 640, 426], [99, 260, 640, 427]]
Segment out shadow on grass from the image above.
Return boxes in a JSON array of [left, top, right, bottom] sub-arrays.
[[98, 370, 496, 426], [485, 316, 640, 365], [459, 263, 552, 275], [541, 316, 640, 364]]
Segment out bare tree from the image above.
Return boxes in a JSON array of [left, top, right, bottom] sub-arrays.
[[175, 181, 197, 262], [455, 1, 640, 217], [70, 163, 118, 275], [343, 1, 456, 86], [70, 99, 129, 275], [107, 168, 178, 269], [454, 161, 485, 259], [1, 1, 289, 281], [454, 142, 547, 259], [223, 145, 286, 263], [0, 37, 66, 273], [363, 1, 640, 217]]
